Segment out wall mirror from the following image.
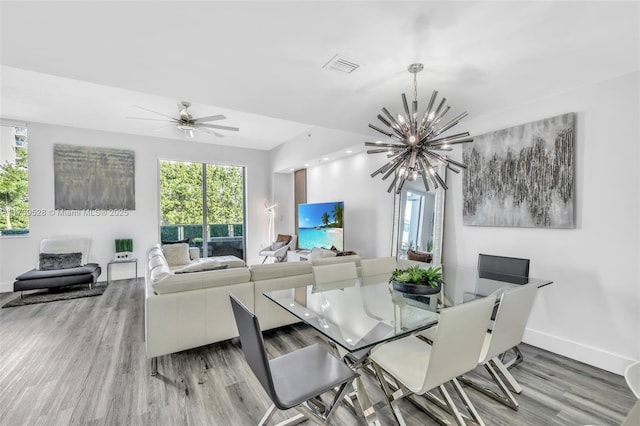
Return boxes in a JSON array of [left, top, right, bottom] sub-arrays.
[[391, 168, 446, 265]]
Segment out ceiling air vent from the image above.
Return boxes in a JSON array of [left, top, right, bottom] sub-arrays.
[[323, 54, 360, 74]]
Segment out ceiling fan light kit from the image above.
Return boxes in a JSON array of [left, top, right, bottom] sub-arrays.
[[128, 101, 239, 139], [365, 63, 474, 194]]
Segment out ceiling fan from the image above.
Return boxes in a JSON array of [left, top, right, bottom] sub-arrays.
[[127, 101, 239, 138]]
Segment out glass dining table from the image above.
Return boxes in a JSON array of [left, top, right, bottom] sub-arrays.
[[263, 264, 553, 425]]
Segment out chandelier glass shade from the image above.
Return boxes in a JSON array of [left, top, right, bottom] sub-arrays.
[[366, 63, 473, 194]]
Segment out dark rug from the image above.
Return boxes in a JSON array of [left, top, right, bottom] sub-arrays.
[[2, 282, 108, 308]]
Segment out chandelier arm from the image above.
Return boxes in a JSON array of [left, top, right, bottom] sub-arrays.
[[426, 132, 470, 145], [417, 157, 439, 190], [420, 90, 439, 128], [425, 106, 451, 136], [367, 148, 405, 154], [428, 138, 473, 148], [446, 164, 461, 174], [395, 173, 408, 195], [368, 123, 393, 138], [377, 114, 393, 128], [387, 173, 400, 193], [430, 112, 469, 139], [370, 161, 395, 178], [401, 94, 411, 121], [420, 155, 448, 190], [443, 156, 468, 170], [419, 169, 431, 192], [425, 98, 447, 129], [365, 142, 406, 148], [382, 152, 410, 180], [382, 107, 403, 131]]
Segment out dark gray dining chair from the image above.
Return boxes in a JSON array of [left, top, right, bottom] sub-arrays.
[[478, 253, 530, 369], [478, 253, 530, 284], [229, 293, 358, 425]]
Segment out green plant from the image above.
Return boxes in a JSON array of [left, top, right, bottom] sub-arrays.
[[426, 240, 434, 252], [115, 238, 133, 253], [389, 265, 443, 288]]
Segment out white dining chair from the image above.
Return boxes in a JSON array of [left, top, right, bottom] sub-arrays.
[[369, 295, 496, 426], [625, 360, 640, 399], [360, 256, 397, 286], [312, 262, 358, 291], [459, 282, 539, 410]]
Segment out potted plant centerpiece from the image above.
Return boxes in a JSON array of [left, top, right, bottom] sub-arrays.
[[389, 265, 444, 295]]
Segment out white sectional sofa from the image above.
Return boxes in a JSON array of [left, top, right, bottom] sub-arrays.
[[144, 243, 361, 375]]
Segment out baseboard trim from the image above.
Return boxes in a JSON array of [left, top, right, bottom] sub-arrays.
[[0, 281, 13, 293], [523, 327, 634, 375]]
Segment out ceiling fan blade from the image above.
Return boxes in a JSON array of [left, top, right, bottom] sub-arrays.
[[198, 123, 239, 132], [151, 124, 175, 132], [134, 105, 177, 120], [194, 114, 226, 123], [196, 127, 225, 138], [126, 116, 176, 123]]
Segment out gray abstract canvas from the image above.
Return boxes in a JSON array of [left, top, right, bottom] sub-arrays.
[[54, 144, 135, 210], [463, 113, 574, 228]]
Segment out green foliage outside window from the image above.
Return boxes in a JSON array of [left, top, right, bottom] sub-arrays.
[[159, 161, 244, 242], [0, 145, 29, 232]]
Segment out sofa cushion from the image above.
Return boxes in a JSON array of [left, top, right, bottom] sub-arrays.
[[162, 243, 191, 267], [312, 254, 362, 267], [250, 261, 312, 281], [150, 262, 172, 283], [152, 267, 251, 294], [16, 263, 100, 281], [38, 252, 83, 270], [174, 259, 229, 274]]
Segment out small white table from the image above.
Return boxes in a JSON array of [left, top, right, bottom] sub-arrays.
[[107, 258, 138, 284]]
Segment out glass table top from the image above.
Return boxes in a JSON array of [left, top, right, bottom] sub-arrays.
[[264, 265, 552, 353]]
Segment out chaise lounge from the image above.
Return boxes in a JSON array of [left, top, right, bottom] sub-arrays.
[[13, 237, 101, 292]]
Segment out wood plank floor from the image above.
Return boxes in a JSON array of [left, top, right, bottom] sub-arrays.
[[0, 279, 635, 425]]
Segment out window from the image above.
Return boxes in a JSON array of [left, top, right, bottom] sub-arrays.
[[159, 161, 245, 259], [0, 124, 29, 236]]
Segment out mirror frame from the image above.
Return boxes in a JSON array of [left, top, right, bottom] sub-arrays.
[[391, 166, 446, 265]]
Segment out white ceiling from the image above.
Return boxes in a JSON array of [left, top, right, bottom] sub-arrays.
[[1, 1, 638, 151]]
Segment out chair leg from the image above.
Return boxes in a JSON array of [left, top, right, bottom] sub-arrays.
[[262, 257, 268, 264], [258, 403, 278, 426], [458, 359, 519, 411], [501, 346, 524, 369], [150, 357, 158, 376], [371, 361, 408, 426], [492, 356, 522, 394], [438, 384, 468, 426], [451, 378, 487, 425]]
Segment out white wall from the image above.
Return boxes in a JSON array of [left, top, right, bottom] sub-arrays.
[[0, 123, 272, 290], [444, 71, 640, 374], [272, 172, 294, 242], [305, 152, 395, 258]]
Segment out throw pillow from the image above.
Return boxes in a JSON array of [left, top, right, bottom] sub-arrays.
[[271, 241, 286, 251], [161, 238, 190, 245], [162, 243, 191, 267], [276, 234, 292, 244], [174, 259, 229, 274], [38, 252, 83, 270]]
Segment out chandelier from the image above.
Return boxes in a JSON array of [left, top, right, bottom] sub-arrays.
[[365, 63, 473, 194]]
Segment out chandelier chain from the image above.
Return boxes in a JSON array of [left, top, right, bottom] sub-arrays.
[[413, 72, 418, 103]]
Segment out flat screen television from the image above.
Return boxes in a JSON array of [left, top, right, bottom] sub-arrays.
[[298, 201, 344, 251]]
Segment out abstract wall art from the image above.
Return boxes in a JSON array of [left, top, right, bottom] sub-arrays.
[[53, 144, 135, 210], [462, 113, 575, 228]]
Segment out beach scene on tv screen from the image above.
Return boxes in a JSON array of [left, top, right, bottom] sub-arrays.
[[298, 201, 344, 250]]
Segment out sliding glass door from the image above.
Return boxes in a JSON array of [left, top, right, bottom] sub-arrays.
[[159, 161, 245, 259]]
